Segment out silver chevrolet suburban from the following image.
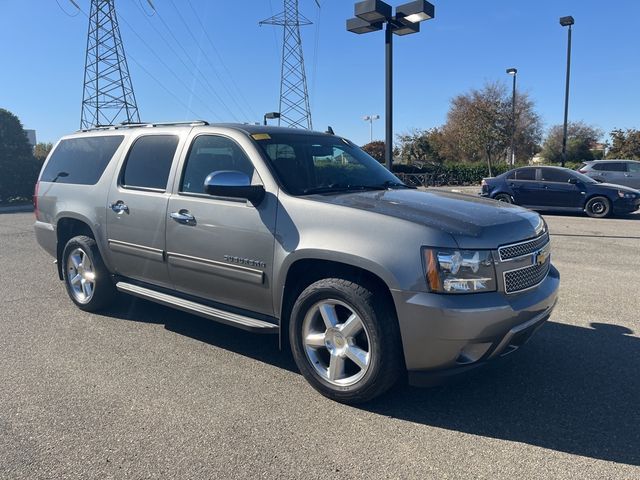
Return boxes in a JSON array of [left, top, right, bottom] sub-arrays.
[[34, 121, 559, 403]]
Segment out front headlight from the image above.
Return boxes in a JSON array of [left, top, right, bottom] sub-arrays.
[[618, 190, 637, 199], [423, 248, 497, 294]]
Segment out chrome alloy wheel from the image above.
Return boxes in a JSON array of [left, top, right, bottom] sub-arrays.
[[302, 300, 371, 386], [66, 247, 96, 304]]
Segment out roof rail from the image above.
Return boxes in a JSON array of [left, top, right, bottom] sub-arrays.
[[78, 120, 209, 132]]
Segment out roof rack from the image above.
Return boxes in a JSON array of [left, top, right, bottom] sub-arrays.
[[78, 120, 209, 132]]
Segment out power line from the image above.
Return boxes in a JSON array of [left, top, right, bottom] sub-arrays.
[[114, 10, 226, 122], [56, 0, 79, 17], [165, 0, 254, 122], [185, 0, 258, 121], [133, 1, 240, 122], [72, 2, 220, 122]]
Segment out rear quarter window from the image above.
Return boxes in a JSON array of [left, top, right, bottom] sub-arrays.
[[593, 162, 627, 172], [40, 135, 124, 185]]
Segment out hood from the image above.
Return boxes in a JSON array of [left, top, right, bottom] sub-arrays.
[[597, 183, 640, 194], [308, 189, 545, 249]]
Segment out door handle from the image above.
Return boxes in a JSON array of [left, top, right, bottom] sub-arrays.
[[170, 210, 196, 225], [109, 201, 129, 214]]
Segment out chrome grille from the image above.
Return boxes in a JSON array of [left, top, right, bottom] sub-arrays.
[[504, 258, 551, 293], [499, 233, 550, 261]]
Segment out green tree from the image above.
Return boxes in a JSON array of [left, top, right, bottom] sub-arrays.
[[361, 140, 386, 163], [437, 82, 542, 175], [607, 129, 640, 159], [396, 128, 444, 166], [34, 142, 54, 165], [541, 122, 603, 164], [0, 108, 40, 202]]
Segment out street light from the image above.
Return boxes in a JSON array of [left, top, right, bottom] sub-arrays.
[[506, 67, 517, 166], [263, 111, 280, 126], [560, 15, 574, 167], [347, 0, 435, 170], [363, 114, 380, 143]]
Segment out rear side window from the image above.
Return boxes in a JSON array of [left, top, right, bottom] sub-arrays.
[[628, 162, 640, 173], [41, 136, 124, 185], [515, 168, 536, 181], [540, 169, 571, 183], [121, 135, 179, 191], [593, 162, 627, 172]]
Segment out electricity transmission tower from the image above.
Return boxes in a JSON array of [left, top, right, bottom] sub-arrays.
[[80, 0, 140, 129], [260, 1, 318, 130]]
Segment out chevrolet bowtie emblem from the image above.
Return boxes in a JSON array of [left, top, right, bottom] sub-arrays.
[[533, 248, 550, 266]]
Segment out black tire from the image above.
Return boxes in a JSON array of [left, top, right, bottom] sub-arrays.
[[585, 196, 611, 218], [289, 278, 403, 404], [494, 193, 513, 204], [62, 235, 116, 312]]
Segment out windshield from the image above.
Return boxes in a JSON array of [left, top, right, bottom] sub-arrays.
[[571, 170, 598, 184], [253, 133, 406, 195]]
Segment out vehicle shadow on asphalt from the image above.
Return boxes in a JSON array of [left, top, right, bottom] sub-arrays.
[[99, 299, 639, 466], [99, 295, 298, 373], [365, 321, 640, 466]]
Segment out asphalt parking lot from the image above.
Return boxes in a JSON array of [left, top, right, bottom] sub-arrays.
[[1, 210, 639, 479]]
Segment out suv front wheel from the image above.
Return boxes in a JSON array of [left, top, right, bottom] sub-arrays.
[[289, 278, 403, 403], [62, 235, 116, 311]]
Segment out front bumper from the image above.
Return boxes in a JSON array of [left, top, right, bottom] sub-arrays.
[[612, 197, 640, 214], [391, 264, 559, 385]]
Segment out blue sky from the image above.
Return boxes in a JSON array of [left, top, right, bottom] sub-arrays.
[[1, 0, 639, 146]]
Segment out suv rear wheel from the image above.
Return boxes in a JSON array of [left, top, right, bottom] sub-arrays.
[[62, 235, 116, 311], [289, 278, 402, 403]]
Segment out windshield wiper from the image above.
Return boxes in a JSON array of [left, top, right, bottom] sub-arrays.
[[301, 181, 410, 195]]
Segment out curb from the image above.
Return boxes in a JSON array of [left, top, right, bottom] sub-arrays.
[[0, 205, 34, 213]]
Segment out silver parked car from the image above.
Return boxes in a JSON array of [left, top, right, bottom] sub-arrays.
[[578, 160, 640, 189], [34, 121, 559, 403]]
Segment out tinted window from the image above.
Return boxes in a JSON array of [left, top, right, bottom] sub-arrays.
[[505, 171, 516, 180], [628, 162, 640, 173], [121, 135, 178, 190], [41, 136, 124, 184], [540, 168, 571, 183], [515, 168, 536, 181], [593, 162, 627, 172], [181, 135, 255, 194], [255, 133, 401, 195]]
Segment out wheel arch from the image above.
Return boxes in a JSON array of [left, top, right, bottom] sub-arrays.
[[277, 253, 400, 352], [55, 215, 103, 280]]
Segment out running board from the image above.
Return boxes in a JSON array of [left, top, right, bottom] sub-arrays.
[[116, 282, 278, 334]]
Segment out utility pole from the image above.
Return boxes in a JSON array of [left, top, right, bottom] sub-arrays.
[[560, 15, 574, 167], [260, 0, 318, 130], [81, 0, 140, 129]]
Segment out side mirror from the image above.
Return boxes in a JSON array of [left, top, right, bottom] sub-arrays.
[[568, 177, 580, 185], [204, 171, 265, 205]]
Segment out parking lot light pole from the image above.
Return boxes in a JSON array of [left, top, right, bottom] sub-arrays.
[[263, 111, 281, 126], [347, 0, 435, 171], [363, 114, 381, 143], [560, 15, 574, 168], [506, 68, 517, 166]]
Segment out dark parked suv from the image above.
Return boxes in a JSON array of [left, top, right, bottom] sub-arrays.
[[482, 166, 640, 218], [35, 121, 559, 403]]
